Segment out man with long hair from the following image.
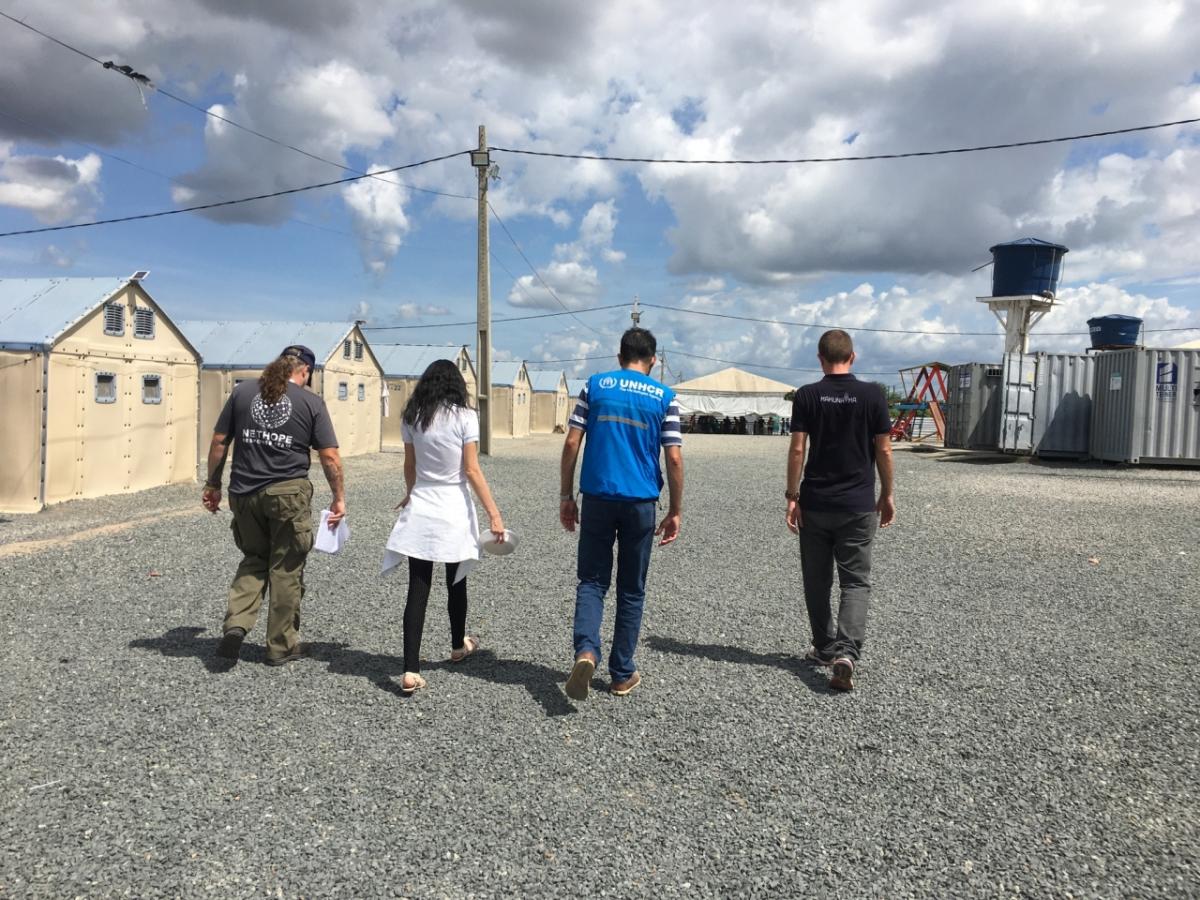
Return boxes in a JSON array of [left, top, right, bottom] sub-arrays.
[[202, 344, 345, 666], [559, 327, 684, 699], [785, 329, 895, 691]]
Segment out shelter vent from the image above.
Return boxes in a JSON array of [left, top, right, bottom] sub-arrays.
[[103, 303, 125, 336], [343, 339, 351, 359], [141, 374, 162, 404], [354, 340, 364, 360], [95, 372, 117, 403], [134, 307, 155, 339]]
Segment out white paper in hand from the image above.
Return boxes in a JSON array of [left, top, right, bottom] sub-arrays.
[[313, 510, 350, 554]]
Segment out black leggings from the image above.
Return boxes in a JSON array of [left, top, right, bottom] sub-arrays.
[[403, 558, 467, 673]]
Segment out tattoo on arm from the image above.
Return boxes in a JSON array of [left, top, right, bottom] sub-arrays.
[[321, 456, 345, 500]]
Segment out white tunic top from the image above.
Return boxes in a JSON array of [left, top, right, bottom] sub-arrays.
[[381, 406, 481, 579]]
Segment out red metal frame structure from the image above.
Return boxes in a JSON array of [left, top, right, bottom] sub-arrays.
[[890, 362, 950, 442]]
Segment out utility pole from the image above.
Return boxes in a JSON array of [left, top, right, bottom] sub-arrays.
[[659, 350, 666, 383], [471, 126, 493, 454], [631, 295, 641, 326]]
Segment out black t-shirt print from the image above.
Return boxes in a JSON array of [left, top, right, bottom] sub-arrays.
[[215, 381, 339, 496], [790, 374, 892, 513]]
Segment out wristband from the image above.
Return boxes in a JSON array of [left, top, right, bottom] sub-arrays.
[[560, 493, 575, 502], [204, 482, 221, 491]]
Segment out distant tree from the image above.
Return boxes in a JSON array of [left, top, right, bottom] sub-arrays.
[[783, 390, 796, 402]]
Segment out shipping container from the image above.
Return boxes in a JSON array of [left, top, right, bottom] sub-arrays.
[[998, 352, 1097, 458], [944, 363, 1001, 450], [1032, 353, 1096, 458], [1090, 348, 1200, 464]]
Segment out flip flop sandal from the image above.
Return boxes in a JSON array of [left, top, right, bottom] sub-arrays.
[[400, 672, 426, 695], [450, 635, 480, 663]]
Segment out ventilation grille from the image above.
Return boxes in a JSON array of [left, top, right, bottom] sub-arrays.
[[103, 303, 125, 336], [134, 307, 155, 339]]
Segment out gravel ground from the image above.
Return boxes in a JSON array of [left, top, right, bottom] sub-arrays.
[[1, 435, 1197, 898]]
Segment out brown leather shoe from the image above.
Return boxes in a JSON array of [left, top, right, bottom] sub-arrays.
[[610, 671, 641, 696], [265, 643, 311, 667], [565, 653, 597, 701]]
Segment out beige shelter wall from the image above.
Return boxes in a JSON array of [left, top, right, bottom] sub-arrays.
[[493, 386, 515, 436], [531, 390, 568, 433], [197, 368, 261, 468], [44, 352, 199, 506], [383, 378, 415, 447], [0, 350, 45, 513], [513, 383, 531, 437], [322, 354, 383, 457], [56, 283, 196, 365]]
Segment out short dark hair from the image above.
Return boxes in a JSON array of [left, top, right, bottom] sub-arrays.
[[818, 329, 854, 364], [619, 327, 657, 363]]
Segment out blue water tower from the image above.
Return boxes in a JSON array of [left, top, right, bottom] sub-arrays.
[[989, 238, 1069, 297], [1087, 314, 1142, 350]]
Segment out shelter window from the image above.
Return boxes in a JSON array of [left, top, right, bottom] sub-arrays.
[[357, 383, 365, 401], [133, 307, 155, 339], [103, 303, 125, 336], [354, 341, 363, 360], [338, 382, 348, 401], [95, 372, 117, 403], [141, 374, 162, 404], [343, 340, 351, 359]]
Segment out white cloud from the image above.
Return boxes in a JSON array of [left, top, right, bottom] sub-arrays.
[[0, 144, 102, 224], [342, 167, 410, 275], [396, 303, 451, 320], [508, 259, 600, 310]]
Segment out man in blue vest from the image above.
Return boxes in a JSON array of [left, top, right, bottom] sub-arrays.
[[559, 327, 684, 700]]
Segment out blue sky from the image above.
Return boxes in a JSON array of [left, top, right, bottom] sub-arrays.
[[2, 0, 1199, 387]]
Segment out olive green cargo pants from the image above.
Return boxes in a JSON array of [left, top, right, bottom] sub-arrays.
[[223, 478, 314, 660]]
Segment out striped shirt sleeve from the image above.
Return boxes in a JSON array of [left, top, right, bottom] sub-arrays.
[[660, 401, 682, 447], [568, 384, 589, 431]]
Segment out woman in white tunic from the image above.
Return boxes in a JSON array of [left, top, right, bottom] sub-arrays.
[[382, 360, 505, 695]]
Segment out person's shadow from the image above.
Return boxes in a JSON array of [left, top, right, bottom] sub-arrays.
[[129, 627, 580, 716], [644, 634, 834, 695]]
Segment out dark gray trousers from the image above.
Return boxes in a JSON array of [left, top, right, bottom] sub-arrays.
[[798, 509, 878, 662]]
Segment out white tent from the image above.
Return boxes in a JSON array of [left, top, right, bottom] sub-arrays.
[[671, 367, 796, 417], [1174, 339, 1200, 349]]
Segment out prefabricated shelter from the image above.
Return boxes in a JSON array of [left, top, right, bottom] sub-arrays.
[[180, 320, 383, 460], [944, 363, 1001, 451], [491, 361, 532, 438], [671, 367, 795, 418], [374, 343, 475, 448], [566, 378, 586, 402], [1090, 347, 1200, 465], [997, 352, 1097, 459], [529, 370, 570, 433], [0, 276, 200, 513]]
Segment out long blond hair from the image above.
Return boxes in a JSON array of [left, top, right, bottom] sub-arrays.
[[258, 355, 305, 404]]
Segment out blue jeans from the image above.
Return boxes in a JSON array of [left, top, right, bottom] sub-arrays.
[[573, 496, 657, 682]]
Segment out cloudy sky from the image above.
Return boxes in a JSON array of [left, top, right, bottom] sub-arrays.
[[2, 0, 1199, 385]]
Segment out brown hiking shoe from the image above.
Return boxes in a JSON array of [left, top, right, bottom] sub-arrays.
[[830, 657, 854, 691], [565, 653, 597, 701], [610, 672, 641, 696], [265, 643, 311, 667]]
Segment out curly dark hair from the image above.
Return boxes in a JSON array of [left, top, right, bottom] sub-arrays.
[[402, 359, 471, 431]]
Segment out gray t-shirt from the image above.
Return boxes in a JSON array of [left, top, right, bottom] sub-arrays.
[[215, 381, 339, 496]]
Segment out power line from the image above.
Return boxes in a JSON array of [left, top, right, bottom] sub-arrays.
[[486, 201, 610, 339], [491, 117, 1200, 165], [361, 303, 631, 333], [639, 301, 1200, 337], [0, 10, 474, 202], [0, 150, 469, 237], [667, 348, 894, 376], [525, 355, 612, 365]]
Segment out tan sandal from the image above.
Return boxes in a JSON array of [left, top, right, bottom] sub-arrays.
[[450, 635, 480, 663], [400, 672, 426, 695]]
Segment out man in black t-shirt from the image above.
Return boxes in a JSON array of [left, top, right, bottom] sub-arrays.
[[202, 344, 345, 666], [785, 330, 895, 691]]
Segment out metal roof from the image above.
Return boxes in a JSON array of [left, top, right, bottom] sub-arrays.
[[177, 320, 357, 368], [566, 378, 587, 398], [374, 343, 464, 378], [0, 277, 128, 350], [528, 370, 566, 392], [491, 360, 527, 387]]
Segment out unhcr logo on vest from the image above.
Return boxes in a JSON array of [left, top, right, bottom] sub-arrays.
[[618, 378, 665, 399], [599, 376, 617, 389]]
